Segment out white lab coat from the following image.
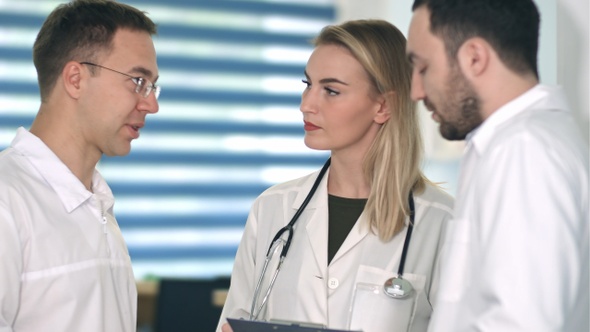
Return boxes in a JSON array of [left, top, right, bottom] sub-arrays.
[[428, 85, 589, 331], [218, 169, 454, 332]]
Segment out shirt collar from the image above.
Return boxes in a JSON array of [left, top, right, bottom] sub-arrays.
[[11, 127, 114, 213], [466, 84, 570, 155]]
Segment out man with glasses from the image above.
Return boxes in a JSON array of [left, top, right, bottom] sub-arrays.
[[0, 0, 159, 331]]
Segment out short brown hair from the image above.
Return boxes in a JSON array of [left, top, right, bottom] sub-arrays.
[[33, 0, 157, 101]]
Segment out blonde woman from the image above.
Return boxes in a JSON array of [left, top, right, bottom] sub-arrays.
[[218, 19, 453, 332]]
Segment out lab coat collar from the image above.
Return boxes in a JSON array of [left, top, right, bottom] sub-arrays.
[[290, 167, 331, 211], [291, 167, 371, 267], [10, 127, 114, 213], [467, 84, 570, 156]]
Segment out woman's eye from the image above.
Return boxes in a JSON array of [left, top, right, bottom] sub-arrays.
[[325, 87, 339, 96], [301, 79, 311, 88]]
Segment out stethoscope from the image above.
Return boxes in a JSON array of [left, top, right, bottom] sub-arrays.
[[250, 157, 416, 320]]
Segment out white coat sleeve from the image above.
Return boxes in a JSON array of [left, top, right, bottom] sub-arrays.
[[0, 201, 20, 332], [216, 199, 261, 331], [469, 133, 588, 331]]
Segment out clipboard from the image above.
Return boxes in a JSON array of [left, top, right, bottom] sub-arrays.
[[226, 318, 362, 332]]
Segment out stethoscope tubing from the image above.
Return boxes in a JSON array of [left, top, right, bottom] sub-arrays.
[[250, 158, 331, 320], [265, 158, 331, 259], [397, 190, 414, 277], [381, 191, 415, 299], [250, 157, 416, 319]]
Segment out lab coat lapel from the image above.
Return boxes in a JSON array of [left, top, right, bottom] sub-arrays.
[[305, 200, 329, 273], [330, 193, 427, 265], [291, 169, 330, 276], [330, 212, 370, 264]]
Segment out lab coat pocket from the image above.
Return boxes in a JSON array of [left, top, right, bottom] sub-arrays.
[[347, 265, 427, 332], [348, 282, 415, 332]]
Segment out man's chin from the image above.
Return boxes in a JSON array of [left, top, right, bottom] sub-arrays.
[[104, 146, 132, 157], [439, 124, 466, 141]]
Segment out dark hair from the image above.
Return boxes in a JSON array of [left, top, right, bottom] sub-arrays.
[[412, 0, 540, 78], [33, 0, 158, 101]]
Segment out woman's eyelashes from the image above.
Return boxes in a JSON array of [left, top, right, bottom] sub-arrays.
[[301, 79, 340, 96], [324, 87, 339, 96]]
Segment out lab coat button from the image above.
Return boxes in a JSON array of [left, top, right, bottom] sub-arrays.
[[328, 277, 339, 289]]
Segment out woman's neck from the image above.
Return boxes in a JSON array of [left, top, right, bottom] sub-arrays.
[[327, 156, 370, 199]]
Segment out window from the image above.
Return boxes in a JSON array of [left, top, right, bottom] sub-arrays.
[[0, 0, 334, 279], [0, 0, 461, 281]]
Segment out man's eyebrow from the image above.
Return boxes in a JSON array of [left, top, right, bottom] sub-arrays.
[[131, 66, 158, 82]]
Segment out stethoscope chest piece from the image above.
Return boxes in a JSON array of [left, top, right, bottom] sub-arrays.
[[383, 276, 414, 299]]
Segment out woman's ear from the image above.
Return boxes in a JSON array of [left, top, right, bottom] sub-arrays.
[[374, 92, 392, 124], [62, 61, 83, 99]]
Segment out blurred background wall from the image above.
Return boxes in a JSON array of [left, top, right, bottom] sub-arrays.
[[0, 0, 586, 282]]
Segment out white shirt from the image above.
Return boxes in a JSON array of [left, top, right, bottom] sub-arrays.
[[0, 128, 137, 332], [429, 85, 589, 332], [218, 168, 454, 332]]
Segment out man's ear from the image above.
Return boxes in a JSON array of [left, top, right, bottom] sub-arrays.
[[62, 61, 83, 99], [457, 37, 490, 79], [374, 92, 392, 125]]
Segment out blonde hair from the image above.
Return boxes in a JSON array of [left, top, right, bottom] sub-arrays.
[[314, 19, 430, 241]]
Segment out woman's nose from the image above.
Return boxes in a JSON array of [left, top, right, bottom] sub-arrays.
[[300, 90, 317, 114]]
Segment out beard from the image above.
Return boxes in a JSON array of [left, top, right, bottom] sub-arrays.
[[426, 67, 483, 141]]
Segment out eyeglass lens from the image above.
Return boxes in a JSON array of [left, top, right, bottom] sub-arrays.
[[135, 77, 161, 99]]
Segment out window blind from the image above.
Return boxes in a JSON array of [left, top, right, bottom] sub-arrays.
[[0, 0, 334, 279]]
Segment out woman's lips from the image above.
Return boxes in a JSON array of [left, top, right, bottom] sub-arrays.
[[304, 121, 320, 131]]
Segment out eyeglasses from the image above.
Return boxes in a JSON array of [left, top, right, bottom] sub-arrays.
[[80, 62, 160, 99]]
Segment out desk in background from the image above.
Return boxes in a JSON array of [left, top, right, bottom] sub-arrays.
[[137, 277, 230, 332]]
